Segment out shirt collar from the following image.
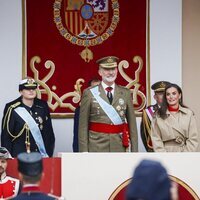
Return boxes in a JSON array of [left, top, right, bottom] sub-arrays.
[[101, 81, 115, 91]]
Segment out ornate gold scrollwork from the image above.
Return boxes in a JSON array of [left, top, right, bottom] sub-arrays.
[[118, 56, 147, 115], [29, 56, 84, 116], [29, 55, 146, 117]]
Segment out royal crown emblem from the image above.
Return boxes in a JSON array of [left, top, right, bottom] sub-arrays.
[[27, 78, 35, 84], [54, 0, 120, 62], [160, 82, 166, 88]]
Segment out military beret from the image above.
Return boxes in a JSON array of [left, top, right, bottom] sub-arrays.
[[17, 152, 43, 177], [96, 56, 119, 69], [0, 147, 12, 159], [151, 81, 170, 92], [126, 159, 171, 200], [19, 78, 38, 91]]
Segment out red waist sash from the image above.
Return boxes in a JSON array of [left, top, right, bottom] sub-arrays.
[[89, 122, 126, 133], [89, 122, 129, 148]]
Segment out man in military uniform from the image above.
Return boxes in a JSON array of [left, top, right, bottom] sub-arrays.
[[78, 56, 138, 152], [73, 78, 100, 152], [13, 152, 56, 199], [1, 78, 55, 157], [140, 81, 170, 152], [0, 147, 20, 199]]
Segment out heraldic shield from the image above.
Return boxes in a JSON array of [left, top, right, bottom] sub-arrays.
[[24, 0, 147, 117], [64, 0, 109, 38]]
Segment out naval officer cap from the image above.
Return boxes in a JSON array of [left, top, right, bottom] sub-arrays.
[[17, 152, 43, 177], [96, 56, 119, 69], [151, 81, 170, 92], [19, 78, 38, 91], [0, 147, 12, 159], [126, 159, 171, 200]]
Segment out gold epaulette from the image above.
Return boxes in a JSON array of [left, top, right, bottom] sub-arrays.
[[3, 102, 21, 129], [142, 110, 154, 149], [10, 101, 21, 108], [142, 109, 151, 133], [2, 101, 28, 140]]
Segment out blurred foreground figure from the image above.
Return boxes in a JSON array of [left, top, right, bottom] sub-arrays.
[[12, 152, 57, 200], [126, 159, 178, 200]]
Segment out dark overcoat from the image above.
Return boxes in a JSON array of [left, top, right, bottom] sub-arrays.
[[1, 97, 55, 157]]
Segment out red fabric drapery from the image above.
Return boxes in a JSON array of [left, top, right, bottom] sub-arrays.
[[23, 0, 148, 117]]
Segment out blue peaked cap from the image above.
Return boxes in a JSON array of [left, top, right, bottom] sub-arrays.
[[126, 159, 171, 200]]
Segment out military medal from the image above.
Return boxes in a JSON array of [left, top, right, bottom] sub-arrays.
[[119, 98, 124, 105], [116, 105, 121, 111], [97, 106, 100, 115], [37, 116, 43, 124], [120, 111, 124, 116], [39, 125, 43, 130]]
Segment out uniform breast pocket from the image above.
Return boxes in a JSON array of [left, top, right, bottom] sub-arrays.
[[90, 102, 101, 115]]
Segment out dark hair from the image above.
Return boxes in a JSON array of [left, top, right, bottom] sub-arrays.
[[88, 78, 100, 87], [22, 173, 42, 184], [157, 83, 187, 119]]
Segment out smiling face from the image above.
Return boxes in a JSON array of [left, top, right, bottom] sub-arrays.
[[166, 87, 181, 107], [98, 67, 118, 86]]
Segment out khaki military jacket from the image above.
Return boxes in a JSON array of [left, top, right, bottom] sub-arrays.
[[78, 84, 138, 152], [140, 104, 159, 152], [151, 106, 199, 152]]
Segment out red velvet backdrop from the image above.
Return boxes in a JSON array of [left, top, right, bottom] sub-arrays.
[[23, 0, 148, 117]]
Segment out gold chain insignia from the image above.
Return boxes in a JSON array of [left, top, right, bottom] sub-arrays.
[[53, 0, 120, 62]]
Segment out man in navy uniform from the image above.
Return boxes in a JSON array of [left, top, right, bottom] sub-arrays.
[[1, 78, 55, 157], [140, 81, 170, 152], [78, 56, 138, 152], [13, 152, 56, 199], [0, 147, 20, 199]]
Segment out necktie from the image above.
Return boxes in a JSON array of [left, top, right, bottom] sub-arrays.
[[105, 87, 113, 104]]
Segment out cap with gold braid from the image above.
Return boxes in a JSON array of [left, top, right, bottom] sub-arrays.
[[96, 56, 119, 69], [19, 78, 38, 91], [151, 81, 170, 92]]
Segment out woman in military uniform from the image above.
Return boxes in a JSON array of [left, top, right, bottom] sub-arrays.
[[151, 83, 199, 152], [1, 78, 55, 157]]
